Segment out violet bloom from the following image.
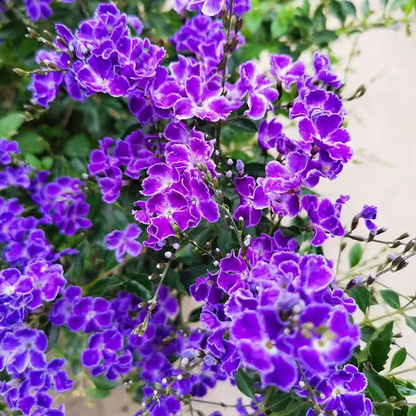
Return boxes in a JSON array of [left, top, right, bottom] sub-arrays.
[[234, 176, 268, 227], [67, 296, 114, 333], [0, 166, 31, 190], [352, 205, 378, 233], [302, 194, 348, 246], [104, 223, 143, 262], [174, 76, 232, 122], [81, 328, 132, 380], [49, 285, 83, 326], [24, 260, 66, 310], [0, 138, 20, 165], [257, 119, 286, 151], [313, 52, 342, 89], [231, 309, 298, 391], [24, 0, 52, 21], [0, 329, 47, 373], [29, 73, 63, 108], [270, 54, 306, 89], [235, 61, 278, 120]]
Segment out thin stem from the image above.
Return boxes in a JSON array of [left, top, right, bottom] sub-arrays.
[[191, 398, 246, 408], [181, 234, 217, 261], [386, 366, 416, 377], [364, 304, 416, 325], [220, 203, 244, 249], [296, 361, 323, 413], [82, 257, 133, 292]]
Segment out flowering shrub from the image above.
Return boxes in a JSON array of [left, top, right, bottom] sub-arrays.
[[0, 1, 416, 416]]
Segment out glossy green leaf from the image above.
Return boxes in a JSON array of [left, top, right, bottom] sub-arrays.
[[63, 133, 91, 158], [405, 316, 416, 332], [0, 112, 25, 138], [361, 0, 370, 17], [349, 243, 363, 268], [310, 30, 338, 44], [380, 289, 401, 309], [350, 286, 370, 313], [92, 376, 118, 391], [228, 118, 258, 133], [408, 407, 416, 416], [87, 277, 123, 296], [87, 388, 112, 399], [16, 131, 47, 154], [235, 368, 256, 401], [188, 306, 202, 323], [390, 347, 407, 371]]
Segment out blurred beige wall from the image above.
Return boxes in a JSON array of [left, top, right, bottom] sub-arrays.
[[62, 26, 416, 416]]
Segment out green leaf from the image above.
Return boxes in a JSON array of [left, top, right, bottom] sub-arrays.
[[390, 0, 407, 11], [266, 393, 293, 412], [87, 277, 123, 296], [310, 30, 338, 44], [24, 153, 43, 170], [244, 163, 266, 178], [379, 0, 388, 7], [361, 0, 370, 17], [392, 378, 416, 396], [41, 156, 54, 170], [45, 325, 60, 353], [329, 0, 346, 24], [341, 1, 357, 16], [271, 401, 311, 416], [124, 273, 154, 300], [374, 403, 394, 416], [271, 19, 289, 38], [406, 316, 416, 332], [380, 289, 401, 309], [363, 367, 402, 402], [92, 376, 118, 390], [188, 306, 202, 323], [235, 368, 256, 401], [0, 112, 25, 138], [408, 407, 416, 416], [368, 321, 394, 371], [228, 118, 258, 133], [63, 133, 91, 158], [349, 243, 363, 268], [350, 286, 370, 313], [16, 131, 47, 155], [87, 388, 112, 399], [390, 347, 407, 371], [361, 325, 376, 342]]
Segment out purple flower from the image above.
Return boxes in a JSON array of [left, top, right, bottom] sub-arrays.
[[353, 205, 378, 233], [0, 139, 20, 165], [81, 328, 132, 380], [24, 0, 52, 21], [0, 329, 47, 373], [257, 119, 286, 151], [302, 194, 348, 246], [104, 223, 143, 262], [235, 61, 278, 120], [234, 176, 268, 227], [313, 52, 342, 89], [49, 285, 83, 326], [174, 76, 232, 122], [231, 309, 298, 390], [67, 296, 114, 333], [270, 54, 306, 89]]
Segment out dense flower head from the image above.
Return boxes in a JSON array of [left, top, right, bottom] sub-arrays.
[[190, 232, 360, 392], [172, 0, 251, 16], [30, 175, 92, 236], [29, 2, 165, 107]]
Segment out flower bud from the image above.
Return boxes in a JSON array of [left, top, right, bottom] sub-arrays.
[[148, 273, 160, 281], [392, 255, 404, 267], [346, 275, 365, 291], [224, 215, 232, 228], [227, 159, 233, 166], [396, 232, 410, 240], [376, 227, 388, 235], [238, 217, 245, 230], [235, 17, 243, 32], [366, 274, 376, 286], [172, 242, 180, 251], [350, 215, 360, 231], [164, 251, 173, 259], [404, 239, 416, 253], [396, 259, 409, 271], [390, 240, 402, 248]]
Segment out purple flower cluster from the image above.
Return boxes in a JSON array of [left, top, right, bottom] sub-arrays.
[[231, 54, 352, 246], [133, 123, 220, 249], [172, 0, 251, 16], [87, 131, 159, 203], [30, 3, 164, 107], [189, 230, 367, 413], [30, 174, 92, 236], [104, 223, 143, 262], [296, 365, 372, 415]]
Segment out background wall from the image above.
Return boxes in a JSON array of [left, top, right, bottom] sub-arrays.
[[61, 25, 416, 416]]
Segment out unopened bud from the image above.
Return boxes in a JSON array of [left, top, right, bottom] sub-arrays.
[[243, 234, 251, 247], [172, 242, 180, 250], [138, 301, 148, 309], [366, 274, 376, 286], [213, 150, 220, 164], [387, 396, 397, 403], [226, 170, 232, 179], [148, 273, 160, 281], [164, 251, 173, 259], [238, 216, 245, 230], [156, 263, 167, 269], [396, 259, 409, 271], [148, 302, 157, 311], [227, 159, 233, 166], [392, 255, 404, 267], [235, 17, 243, 32], [224, 215, 232, 228], [368, 232, 375, 242], [376, 227, 388, 235], [13, 68, 28, 77], [229, 37, 239, 53], [26, 27, 39, 39], [181, 357, 190, 366], [346, 275, 365, 291], [350, 215, 359, 232], [404, 239, 415, 253], [397, 232, 410, 240], [390, 241, 402, 248]]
